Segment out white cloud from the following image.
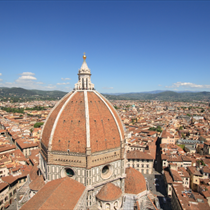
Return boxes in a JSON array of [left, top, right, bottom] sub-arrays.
[[20, 72, 35, 76], [57, 82, 70, 85], [16, 72, 37, 83], [0, 73, 2, 76], [0, 72, 49, 90], [102, 87, 113, 89], [0, 71, 72, 91], [158, 84, 162, 86], [16, 75, 37, 81], [166, 82, 210, 89], [61, 78, 71, 81]]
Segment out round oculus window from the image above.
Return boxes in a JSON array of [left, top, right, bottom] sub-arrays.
[[102, 165, 109, 175], [101, 165, 113, 179], [65, 168, 74, 177]]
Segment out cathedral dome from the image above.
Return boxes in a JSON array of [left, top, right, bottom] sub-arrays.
[[40, 54, 124, 165], [96, 182, 122, 201], [41, 90, 124, 154], [125, 167, 147, 194]]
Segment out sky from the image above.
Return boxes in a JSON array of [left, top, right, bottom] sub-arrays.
[[0, 0, 210, 93]]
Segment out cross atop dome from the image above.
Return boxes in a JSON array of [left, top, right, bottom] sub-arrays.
[[74, 54, 95, 90]]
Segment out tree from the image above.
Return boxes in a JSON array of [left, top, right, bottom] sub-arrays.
[[181, 133, 186, 139], [177, 144, 185, 150], [34, 122, 44, 128], [114, 106, 119, 109], [149, 126, 162, 132], [1, 107, 24, 114], [26, 106, 46, 111], [156, 126, 162, 133], [201, 160, 206, 166]]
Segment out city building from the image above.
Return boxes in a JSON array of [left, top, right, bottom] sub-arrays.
[[171, 183, 210, 210], [126, 150, 154, 174]]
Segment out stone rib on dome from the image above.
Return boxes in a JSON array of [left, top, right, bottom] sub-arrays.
[[88, 91, 121, 153], [96, 183, 122, 201], [41, 92, 73, 148], [52, 91, 86, 153], [100, 93, 125, 140], [41, 90, 124, 154]]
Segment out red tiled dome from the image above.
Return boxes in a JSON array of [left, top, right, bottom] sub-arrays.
[[96, 183, 122, 201], [125, 167, 147, 194], [41, 90, 124, 154]]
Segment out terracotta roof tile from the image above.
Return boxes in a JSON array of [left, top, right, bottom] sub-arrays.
[[29, 175, 45, 191], [125, 167, 147, 194], [96, 182, 122, 201], [21, 177, 85, 210], [52, 92, 86, 153], [16, 139, 38, 149], [29, 164, 38, 181], [170, 169, 183, 182], [0, 182, 8, 192], [127, 150, 154, 160], [0, 145, 16, 153], [41, 92, 72, 148], [41, 91, 124, 154], [2, 175, 17, 184], [101, 94, 124, 139], [164, 168, 173, 184], [88, 92, 121, 153]]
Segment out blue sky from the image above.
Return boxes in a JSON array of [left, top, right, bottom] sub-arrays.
[[0, 1, 210, 93]]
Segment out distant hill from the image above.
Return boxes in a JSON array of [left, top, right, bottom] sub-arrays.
[[0, 87, 68, 102], [103, 91, 210, 101], [102, 90, 200, 96], [102, 90, 165, 95], [0, 87, 209, 102]]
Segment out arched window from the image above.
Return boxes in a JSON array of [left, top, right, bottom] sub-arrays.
[[114, 201, 118, 208], [105, 203, 110, 210]]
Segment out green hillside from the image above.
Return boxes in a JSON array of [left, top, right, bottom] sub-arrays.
[[104, 91, 210, 101], [0, 87, 210, 102], [0, 87, 67, 102]]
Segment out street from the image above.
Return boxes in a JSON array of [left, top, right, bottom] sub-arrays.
[[143, 171, 172, 210], [143, 138, 172, 210]]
